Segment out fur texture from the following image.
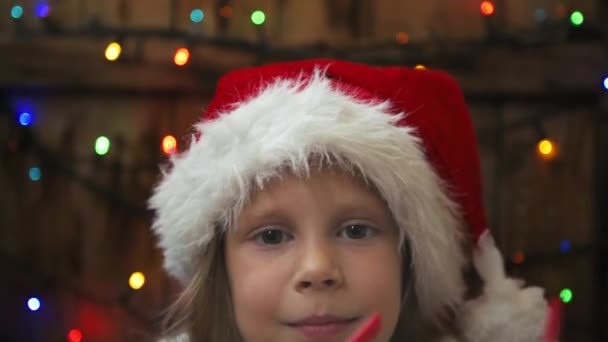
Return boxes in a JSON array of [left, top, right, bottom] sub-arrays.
[[149, 71, 466, 322], [455, 232, 547, 341]]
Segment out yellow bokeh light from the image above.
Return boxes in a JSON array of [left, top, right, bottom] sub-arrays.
[[129, 272, 145, 290], [538, 139, 553, 155], [415, 64, 426, 70], [162, 135, 177, 155], [174, 48, 190, 66], [105, 42, 122, 61]]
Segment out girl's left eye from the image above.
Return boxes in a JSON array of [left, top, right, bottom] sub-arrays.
[[338, 224, 375, 240], [254, 228, 291, 245]]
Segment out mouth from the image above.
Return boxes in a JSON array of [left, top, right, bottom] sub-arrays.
[[286, 316, 360, 338]]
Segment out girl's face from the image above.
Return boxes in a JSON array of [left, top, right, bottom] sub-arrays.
[[225, 168, 403, 342]]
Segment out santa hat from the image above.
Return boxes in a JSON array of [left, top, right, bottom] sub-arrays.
[[149, 59, 548, 340]]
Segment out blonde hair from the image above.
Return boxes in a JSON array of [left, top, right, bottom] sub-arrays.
[[162, 231, 242, 341]]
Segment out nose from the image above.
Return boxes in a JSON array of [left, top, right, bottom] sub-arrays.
[[294, 241, 344, 292]]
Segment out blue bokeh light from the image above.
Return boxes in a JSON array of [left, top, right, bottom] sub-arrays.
[[18, 112, 32, 126], [11, 5, 24, 19], [27, 297, 41, 311], [560, 240, 571, 253], [29, 167, 41, 181], [35, 2, 51, 18], [14, 100, 36, 125], [19, 112, 32, 126], [190, 9, 204, 23]]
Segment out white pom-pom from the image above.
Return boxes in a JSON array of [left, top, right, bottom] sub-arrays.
[[456, 231, 548, 342]]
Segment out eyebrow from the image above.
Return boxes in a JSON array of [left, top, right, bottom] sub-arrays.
[[232, 199, 292, 233], [238, 198, 393, 231], [238, 207, 289, 226]]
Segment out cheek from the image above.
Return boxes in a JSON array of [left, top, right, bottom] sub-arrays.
[[343, 247, 403, 337], [226, 247, 292, 337]]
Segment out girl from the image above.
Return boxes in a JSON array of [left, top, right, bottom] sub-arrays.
[[149, 59, 549, 341]]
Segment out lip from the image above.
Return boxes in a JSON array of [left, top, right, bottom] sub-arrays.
[[287, 316, 359, 338]]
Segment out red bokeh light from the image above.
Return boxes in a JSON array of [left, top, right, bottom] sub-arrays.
[[67, 329, 82, 342], [480, 1, 495, 16]]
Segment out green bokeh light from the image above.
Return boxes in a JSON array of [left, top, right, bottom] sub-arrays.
[[251, 10, 266, 25], [570, 11, 584, 26], [560, 288, 573, 303], [95, 136, 110, 155]]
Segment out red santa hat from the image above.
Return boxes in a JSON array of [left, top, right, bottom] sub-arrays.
[[149, 59, 548, 340]]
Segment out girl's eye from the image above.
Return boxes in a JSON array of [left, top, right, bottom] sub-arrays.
[[255, 229, 289, 245], [340, 224, 374, 240]]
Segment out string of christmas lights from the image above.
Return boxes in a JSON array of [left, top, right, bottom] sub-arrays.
[[5, 1, 606, 75]]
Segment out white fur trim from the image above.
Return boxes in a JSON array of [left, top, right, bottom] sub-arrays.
[[455, 231, 548, 342], [149, 70, 466, 322]]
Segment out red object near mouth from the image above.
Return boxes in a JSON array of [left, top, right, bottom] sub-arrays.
[[347, 312, 382, 342]]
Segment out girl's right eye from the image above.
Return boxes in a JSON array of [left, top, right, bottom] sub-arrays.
[[254, 229, 290, 245]]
